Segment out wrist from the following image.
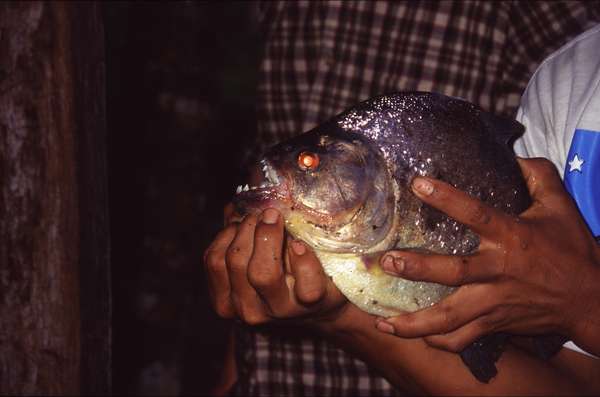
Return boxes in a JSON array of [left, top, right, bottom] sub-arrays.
[[569, 263, 600, 354], [312, 303, 374, 338]]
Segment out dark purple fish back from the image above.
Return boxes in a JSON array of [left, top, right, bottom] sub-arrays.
[[334, 91, 531, 255]]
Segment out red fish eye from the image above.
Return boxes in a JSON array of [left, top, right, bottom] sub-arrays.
[[298, 151, 320, 170]]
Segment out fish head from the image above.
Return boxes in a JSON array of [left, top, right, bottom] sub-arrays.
[[234, 125, 398, 253]]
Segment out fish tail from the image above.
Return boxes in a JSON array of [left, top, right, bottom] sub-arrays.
[[459, 333, 509, 383]]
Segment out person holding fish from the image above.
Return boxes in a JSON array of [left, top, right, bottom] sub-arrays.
[[374, 21, 600, 365], [207, 104, 600, 395], [204, 3, 600, 396]]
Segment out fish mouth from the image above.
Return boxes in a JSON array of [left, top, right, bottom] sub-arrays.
[[234, 159, 369, 229], [233, 159, 290, 213]]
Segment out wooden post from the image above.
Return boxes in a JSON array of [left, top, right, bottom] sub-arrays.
[[0, 2, 110, 394]]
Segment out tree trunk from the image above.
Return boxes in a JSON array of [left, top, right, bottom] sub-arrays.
[[0, 2, 110, 394]]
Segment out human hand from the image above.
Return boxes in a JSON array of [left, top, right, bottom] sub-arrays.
[[374, 158, 600, 354], [203, 207, 348, 326]]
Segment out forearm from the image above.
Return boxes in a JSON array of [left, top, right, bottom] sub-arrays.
[[317, 306, 593, 396]]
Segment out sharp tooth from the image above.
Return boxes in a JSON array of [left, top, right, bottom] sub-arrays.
[[268, 169, 279, 184], [236, 185, 242, 194], [243, 184, 249, 191]]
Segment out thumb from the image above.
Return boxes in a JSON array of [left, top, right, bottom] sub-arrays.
[[517, 158, 564, 201], [288, 240, 327, 305]]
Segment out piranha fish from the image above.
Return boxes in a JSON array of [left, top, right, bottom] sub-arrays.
[[233, 91, 563, 383]]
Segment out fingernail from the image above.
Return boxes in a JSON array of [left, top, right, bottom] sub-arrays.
[[393, 257, 405, 273], [376, 320, 396, 334], [291, 240, 305, 255], [381, 255, 396, 273], [262, 208, 279, 224], [381, 255, 404, 274], [412, 177, 434, 196]]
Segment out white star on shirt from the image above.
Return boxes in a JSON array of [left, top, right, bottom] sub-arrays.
[[568, 154, 584, 173]]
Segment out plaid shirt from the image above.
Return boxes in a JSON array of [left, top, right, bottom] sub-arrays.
[[234, 1, 600, 396]]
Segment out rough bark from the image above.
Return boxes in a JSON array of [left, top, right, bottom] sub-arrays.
[[0, 2, 110, 395]]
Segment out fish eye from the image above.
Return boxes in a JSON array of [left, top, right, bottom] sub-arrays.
[[297, 151, 320, 171]]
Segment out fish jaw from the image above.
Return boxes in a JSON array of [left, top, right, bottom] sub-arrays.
[[233, 159, 293, 215]]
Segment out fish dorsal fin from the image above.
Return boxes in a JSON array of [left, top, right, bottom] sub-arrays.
[[478, 111, 525, 147]]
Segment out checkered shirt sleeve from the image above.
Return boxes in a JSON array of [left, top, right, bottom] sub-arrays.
[[231, 325, 402, 397], [235, 1, 600, 396]]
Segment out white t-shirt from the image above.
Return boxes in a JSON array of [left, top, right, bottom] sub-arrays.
[[514, 24, 600, 359]]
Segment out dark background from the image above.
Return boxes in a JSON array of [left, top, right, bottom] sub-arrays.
[[104, 2, 259, 394]]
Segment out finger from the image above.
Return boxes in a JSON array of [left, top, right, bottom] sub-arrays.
[[411, 176, 513, 240], [516, 157, 578, 210], [225, 214, 268, 324], [226, 214, 257, 286], [288, 240, 327, 305], [224, 202, 244, 225], [204, 224, 238, 318], [247, 208, 291, 315], [379, 250, 499, 285], [377, 284, 495, 337], [423, 318, 491, 353], [283, 236, 294, 274]]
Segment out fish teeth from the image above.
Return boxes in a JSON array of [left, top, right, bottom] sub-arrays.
[[233, 160, 279, 196], [259, 158, 280, 186], [267, 167, 279, 184]]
